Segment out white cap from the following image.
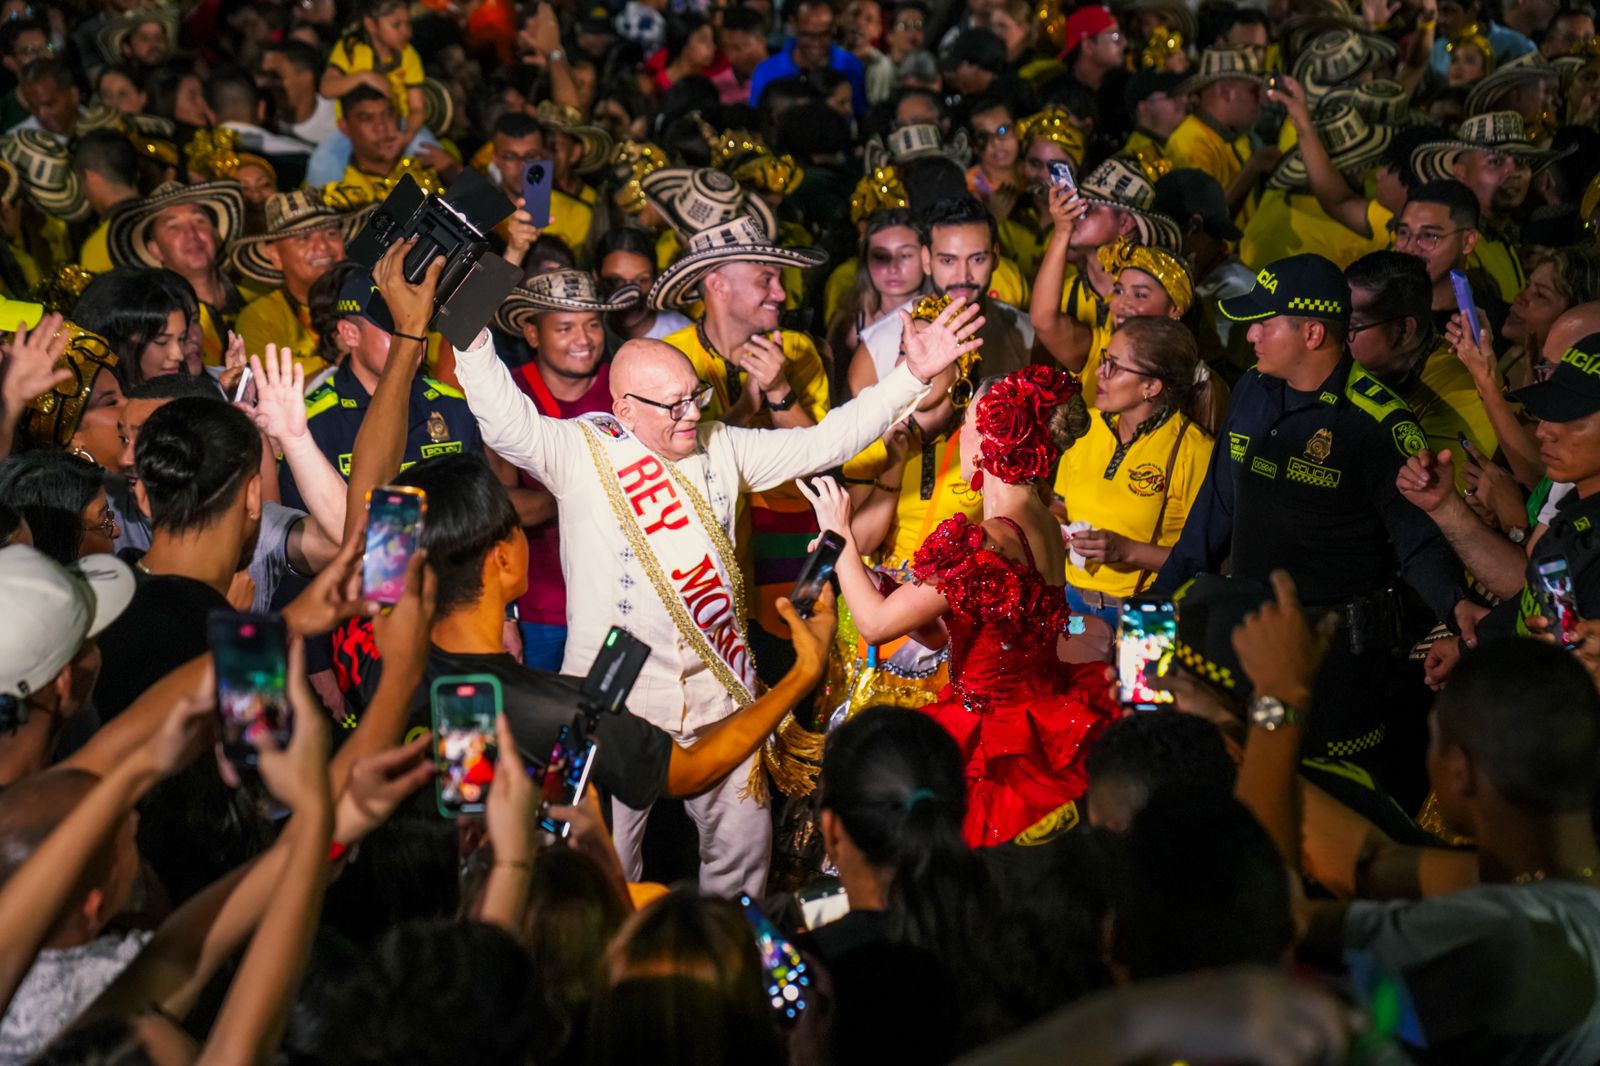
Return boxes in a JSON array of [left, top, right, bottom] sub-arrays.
[[0, 546, 135, 699]]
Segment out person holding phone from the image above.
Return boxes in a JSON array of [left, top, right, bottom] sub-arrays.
[[800, 365, 1119, 847]]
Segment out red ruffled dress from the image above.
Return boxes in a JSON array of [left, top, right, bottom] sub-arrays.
[[911, 513, 1117, 847]]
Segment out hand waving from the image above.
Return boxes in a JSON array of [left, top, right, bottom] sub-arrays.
[[0, 313, 71, 412], [901, 296, 984, 385], [248, 346, 308, 447]]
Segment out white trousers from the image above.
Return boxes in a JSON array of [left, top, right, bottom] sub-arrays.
[[611, 739, 772, 899]]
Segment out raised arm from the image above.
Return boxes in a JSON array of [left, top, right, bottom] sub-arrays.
[[0, 313, 70, 462], [1268, 77, 1374, 237], [730, 299, 982, 491], [453, 330, 583, 492], [1447, 312, 1543, 488], [1029, 186, 1094, 370]]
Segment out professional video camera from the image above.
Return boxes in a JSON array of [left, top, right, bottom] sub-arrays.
[[345, 170, 522, 349]]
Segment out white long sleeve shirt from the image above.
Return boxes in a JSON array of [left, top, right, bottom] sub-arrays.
[[454, 330, 928, 732]]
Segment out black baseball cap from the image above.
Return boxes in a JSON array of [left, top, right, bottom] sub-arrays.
[[1218, 253, 1350, 325], [336, 270, 395, 334], [1124, 69, 1188, 112], [1153, 168, 1241, 241], [1508, 331, 1600, 423], [1170, 573, 1275, 701]]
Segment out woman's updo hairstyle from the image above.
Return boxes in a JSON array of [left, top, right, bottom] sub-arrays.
[[134, 397, 261, 532]]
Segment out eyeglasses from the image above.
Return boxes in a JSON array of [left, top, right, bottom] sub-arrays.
[[1100, 355, 1157, 380], [1348, 314, 1408, 336], [893, 17, 923, 30], [625, 382, 714, 421], [1389, 221, 1464, 253], [82, 510, 118, 538]]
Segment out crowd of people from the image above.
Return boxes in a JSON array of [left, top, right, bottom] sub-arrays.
[[3, 0, 1600, 1059]]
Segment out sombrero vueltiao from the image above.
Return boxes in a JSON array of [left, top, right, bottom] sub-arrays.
[[1268, 104, 1392, 190], [1464, 51, 1557, 115], [494, 269, 640, 334], [648, 216, 826, 310], [534, 101, 614, 174], [1078, 156, 1184, 252], [642, 166, 778, 240], [420, 78, 455, 136], [1177, 46, 1267, 95], [106, 179, 246, 268], [2, 131, 89, 222], [1292, 29, 1399, 104], [227, 189, 373, 287], [1350, 79, 1415, 127], [95, 5, 178, 68], [862, 122, 973, 174], [1410, 111, 1570, 182]]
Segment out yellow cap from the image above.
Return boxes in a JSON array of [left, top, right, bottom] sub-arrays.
[[0, 300, 43, 332]]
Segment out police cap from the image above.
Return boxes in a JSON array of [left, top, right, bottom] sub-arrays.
[[1509, 331, 1600, 424], [1218, 253, 1351, 326], [335, 270, 396, 334]]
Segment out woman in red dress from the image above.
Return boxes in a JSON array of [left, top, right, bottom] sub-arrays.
[[800, 362, 1117, 847]]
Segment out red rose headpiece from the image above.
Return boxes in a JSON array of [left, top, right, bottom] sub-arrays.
[[974, 365, 1080, 486]]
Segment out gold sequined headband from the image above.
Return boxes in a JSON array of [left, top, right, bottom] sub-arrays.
[[1097, 237, 1194, 315], [186, 127, 276, 184], [710, 128, 768, 169], [611, 140, 670, 215], [25, 323, 117, 452], [1447, 24, 1496, 73], [850, 166, 909, 224], [1018, 107, 1087, 166], [733, 151, 804, 196]]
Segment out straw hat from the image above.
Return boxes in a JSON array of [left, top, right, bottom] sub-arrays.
[[1464, 51, 1556, 115], [1349, 79, 1414, 126], [1268, 104, 1392, 190], [1410, 111, 1570, 181], [1280, 9, 1363, 60], [534, 101, 614, 174], [1, 131, 89, 222], [95, 5, 178, 67], [861, 122, 972, 173], [420, 78, 455, 135], [106, 179, 245, 268], [1292, 29, 1398, 103], [1177, 46, 1267, 95], [641, 166, 778, 240], [493, 269, 641, 334], [648, 216, 826, 310], [227, 190, 373, 286], [1078, 156, 1183, 252]]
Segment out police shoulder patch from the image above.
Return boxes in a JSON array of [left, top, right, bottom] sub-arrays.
[[422, 375, 466, 400], [1392, 419, 1427, 458], [305, 386, 339, 419]]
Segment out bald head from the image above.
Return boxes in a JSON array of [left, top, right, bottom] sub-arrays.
[[1544, 302, 1600, 362], [610, 339, 708, 460], [610, 338, 698, 401]]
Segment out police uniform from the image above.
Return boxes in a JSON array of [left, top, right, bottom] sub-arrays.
[[1156, 254, 1464, 774]]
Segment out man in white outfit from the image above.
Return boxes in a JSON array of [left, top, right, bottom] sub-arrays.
[[452, 246, 983, 896]]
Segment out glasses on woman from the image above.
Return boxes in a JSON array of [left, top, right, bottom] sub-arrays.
[[625, 382, 714, 421], [1099, 355, 1157, 381], [82, 510, 118, 538]]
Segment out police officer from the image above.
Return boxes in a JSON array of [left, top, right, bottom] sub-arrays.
[[1155, 253, 1468, 792], [285, 269, 483, 510]]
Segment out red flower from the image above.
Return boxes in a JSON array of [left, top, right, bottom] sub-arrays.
[[952, 562, 1025, 621], [912, 514, 987, 584], [976, 380, 1036, 444], [981, 439, 1054, 484]]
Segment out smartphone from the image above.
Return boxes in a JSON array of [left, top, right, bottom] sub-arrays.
[[1116, 595, 1177, 709], [522, 158, 554, 229], [796, 880, 851, 930], [1046, 159, 1078, 195], [538, 717, 599, 837], [364, 485, 427, 605], [1536, 557, 1583, 648], [208, 611, 291, 764], [792, 531, 846, 620], [739, 893, 811, 1026], [431, 675, 501, 817], [1450, 270, 1481, 346], [580, 627, 650, 718]]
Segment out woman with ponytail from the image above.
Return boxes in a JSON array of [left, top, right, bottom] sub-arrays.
[[800, 364, 1118, 847], [1053, 316, 1216, 662]]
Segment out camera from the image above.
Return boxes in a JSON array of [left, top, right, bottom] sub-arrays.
[[345, 170, 523, 349]]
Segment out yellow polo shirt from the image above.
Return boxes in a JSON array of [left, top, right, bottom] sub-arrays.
[[545, 187, 595, 264], [79, 219, 112, 274], [1079, 320, 1114, 409], [1166, 113, 1256, 226], [1239, 191, 1390, 271], [1402, 340, 1499, 493], [1120, 129, 1167, 162], [665, 323, 831, 637], [998, 215, 1048, 280], [236, 288, 326, 376], [1060, 268, 1110, 324], [843, 432, 982, 570], [1468, 234, 1525, 304], [1054, 410, 1214, 597]]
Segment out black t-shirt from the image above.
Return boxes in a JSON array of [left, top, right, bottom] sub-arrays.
[[356, 646, 674, 811], [93, 573, 228, 720]]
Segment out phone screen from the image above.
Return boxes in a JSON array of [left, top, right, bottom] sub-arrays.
[[364, 486, 427, 605], [208, 611, 291, 761], [1117, 597, 1177, 708], [792, 531, 845, 619], [1537, 558, 1583, 647], [538, 720, 598, 837], [431, 677, 500, 817], [523, 159, 555, 229], [1046, 159, 1077, 193], [738, 893, 811, 1025]]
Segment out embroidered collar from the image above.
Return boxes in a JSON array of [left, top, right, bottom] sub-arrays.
[[1101, 407, 1174, 479]]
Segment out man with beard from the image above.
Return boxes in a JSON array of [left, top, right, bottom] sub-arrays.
[[493, 270, 638, 670], [1390, 180, 1503, 335], [857, 195, 1033, 389]]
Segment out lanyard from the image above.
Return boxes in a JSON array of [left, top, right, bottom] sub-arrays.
[[518, 362, 562, 417]]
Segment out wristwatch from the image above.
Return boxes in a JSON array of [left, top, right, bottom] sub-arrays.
[[1508, 526, 1528, 544], [548, 47, 566, 62], [765, 388, 798, 411], [1247, 695, 1299, 731]]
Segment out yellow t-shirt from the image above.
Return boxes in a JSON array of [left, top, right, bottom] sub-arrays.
[[1120, 129, 1166, 162], [328, 38, 424, 118], [1239, 191, 1390, 271], [1403, 340, 1499, 493], [78, 219, 112, 274], [236, 288, 325, 376], [1054, 410, 1215, 597], [1059, 267, 1110, 324], [665, 323, 831, 637], [545, 188, 595, 264], [1079, 320, 1114, 409], [843, 432, 982, 570], [1166, 113, 1256, 226], [1468, 234, 1525, 305], [998, 214, 1048, 281]]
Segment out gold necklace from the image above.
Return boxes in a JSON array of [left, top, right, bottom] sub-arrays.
[[1512, 866, 1597, 885]]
